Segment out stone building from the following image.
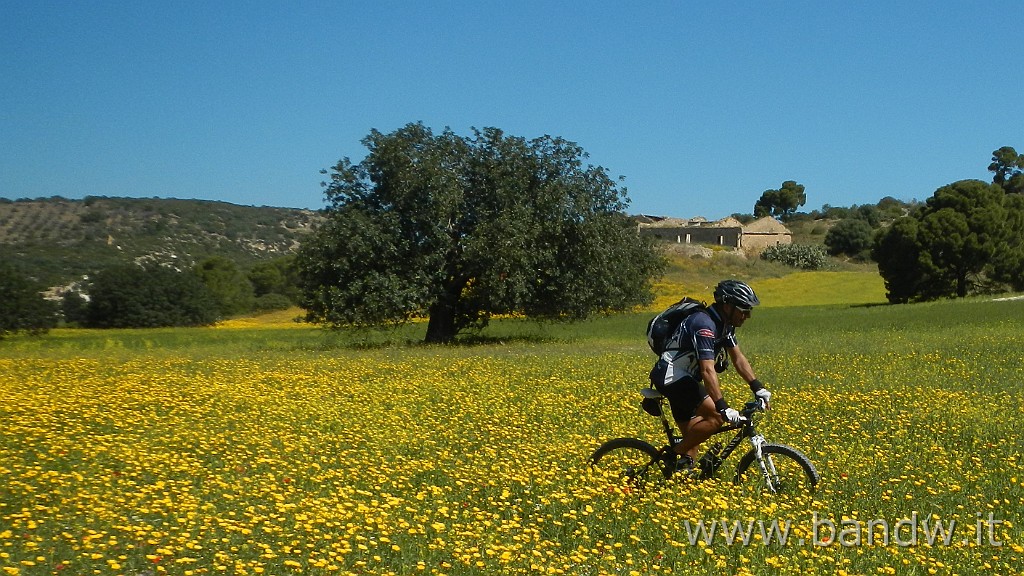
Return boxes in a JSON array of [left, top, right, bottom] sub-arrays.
[[637, 215, 791, 254], [738, 216, 793, 252]]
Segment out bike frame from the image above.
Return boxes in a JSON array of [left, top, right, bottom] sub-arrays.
[[642, 388, 766, 478]]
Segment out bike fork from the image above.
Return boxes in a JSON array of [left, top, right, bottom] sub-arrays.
[[750, 435, 780, 492]]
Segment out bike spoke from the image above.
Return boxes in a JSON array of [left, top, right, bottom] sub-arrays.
[[590, 438, 670, 491], [734, 444, 819, 495]]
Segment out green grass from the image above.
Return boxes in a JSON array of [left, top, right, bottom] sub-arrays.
[[751, 271, 886, 307], [650, 251, 883, 310]]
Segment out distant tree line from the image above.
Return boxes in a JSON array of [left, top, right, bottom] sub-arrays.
[[745, 146, 1024, 303], [0, 260, 58, 339], [0, 255, 301, 335], [830, 147, 1023, 302]]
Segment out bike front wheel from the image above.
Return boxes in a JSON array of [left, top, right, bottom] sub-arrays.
[[733, 443, 819, 494], [590, 437, 670, 488]]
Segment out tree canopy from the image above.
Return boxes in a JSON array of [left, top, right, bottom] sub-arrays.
[[824, 218, 874, 259], [0, 260, 57, 338], [84, 264, 219, 328], [296, 123, 664, 343], [873, 180, 1019, 302], [754, 181, 807, 220], [989, 146, 1024, 194], [194, 256, 255, 317], [249, 256, 300, 303]]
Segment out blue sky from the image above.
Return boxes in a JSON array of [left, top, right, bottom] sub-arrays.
[[2, 1, 1020, 219]]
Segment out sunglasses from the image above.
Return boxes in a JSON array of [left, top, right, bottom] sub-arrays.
[[733, 305, 752, 315]]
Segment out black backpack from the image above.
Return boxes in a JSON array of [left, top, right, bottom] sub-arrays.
[[646, 297, 707, 355]]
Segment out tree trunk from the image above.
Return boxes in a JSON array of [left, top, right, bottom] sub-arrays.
[[956, 272, 968, 298], [425, 268, 467, 344], [425, 299, 458, 344]]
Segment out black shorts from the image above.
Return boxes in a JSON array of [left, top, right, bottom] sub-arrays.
[[653, 377, 708, 423]]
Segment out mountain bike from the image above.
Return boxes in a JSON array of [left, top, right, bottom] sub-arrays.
[[590, 387, 819, 493]]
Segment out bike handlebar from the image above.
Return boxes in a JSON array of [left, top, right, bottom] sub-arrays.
[[739, 398, 768, 419]]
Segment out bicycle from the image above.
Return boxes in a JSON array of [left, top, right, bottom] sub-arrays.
[[590, 387, 819, 493]]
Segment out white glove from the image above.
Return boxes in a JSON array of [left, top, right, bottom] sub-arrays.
[[721, 407, 743, 424], [754, 388, 772, 409]]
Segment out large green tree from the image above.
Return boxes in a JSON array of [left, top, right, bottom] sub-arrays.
[[990, 192, 1024, 291], [753, 180, 806, 220], [872, 217, 928, 303], [873, 180, 1010, 302], [297, 123, 663, 343], [922, 180, 1007, 297]]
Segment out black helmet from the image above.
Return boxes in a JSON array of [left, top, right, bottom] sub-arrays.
[[714, 280, 760, 309]]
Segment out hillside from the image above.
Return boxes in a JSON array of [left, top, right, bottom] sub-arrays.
[[1, 196, 887, 304], [0, 196, 323, 287]]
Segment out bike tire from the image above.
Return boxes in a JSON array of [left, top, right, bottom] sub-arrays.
[[590, 437, 670, 488], [733, 443, 819, 494]]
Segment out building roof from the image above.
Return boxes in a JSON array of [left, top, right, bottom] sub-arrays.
[[742, 216, 792, 234], [637, 215, 791, 235], [639, 215, 743, 229]]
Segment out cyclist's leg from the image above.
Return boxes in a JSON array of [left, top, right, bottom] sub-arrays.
[[677, 395, 724, 460], [656, 377, 711, 459]]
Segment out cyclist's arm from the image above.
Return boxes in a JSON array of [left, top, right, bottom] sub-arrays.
[[728, 346, 758, 385], [699, 358, 725, 403]]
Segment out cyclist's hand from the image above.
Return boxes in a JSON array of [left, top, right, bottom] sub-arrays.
[[754, 388, 771, 410], [720, 407, 743, 424]]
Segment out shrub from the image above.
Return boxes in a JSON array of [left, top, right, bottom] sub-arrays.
[[824, 218, 875, 258], [253, 293, 293, 313], [760, 244, 830, 270]]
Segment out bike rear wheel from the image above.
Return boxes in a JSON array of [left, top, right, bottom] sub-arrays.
[[590, 437, 670, 488], [734, 443, 819, 494]]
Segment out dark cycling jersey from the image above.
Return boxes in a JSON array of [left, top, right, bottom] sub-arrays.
[[651, 306, 736, 387]]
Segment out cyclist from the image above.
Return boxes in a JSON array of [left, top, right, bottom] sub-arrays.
[[649, 279, 772, 471]]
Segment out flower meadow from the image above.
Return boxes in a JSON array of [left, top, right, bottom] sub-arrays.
[[1, 299, 1023, 575]]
